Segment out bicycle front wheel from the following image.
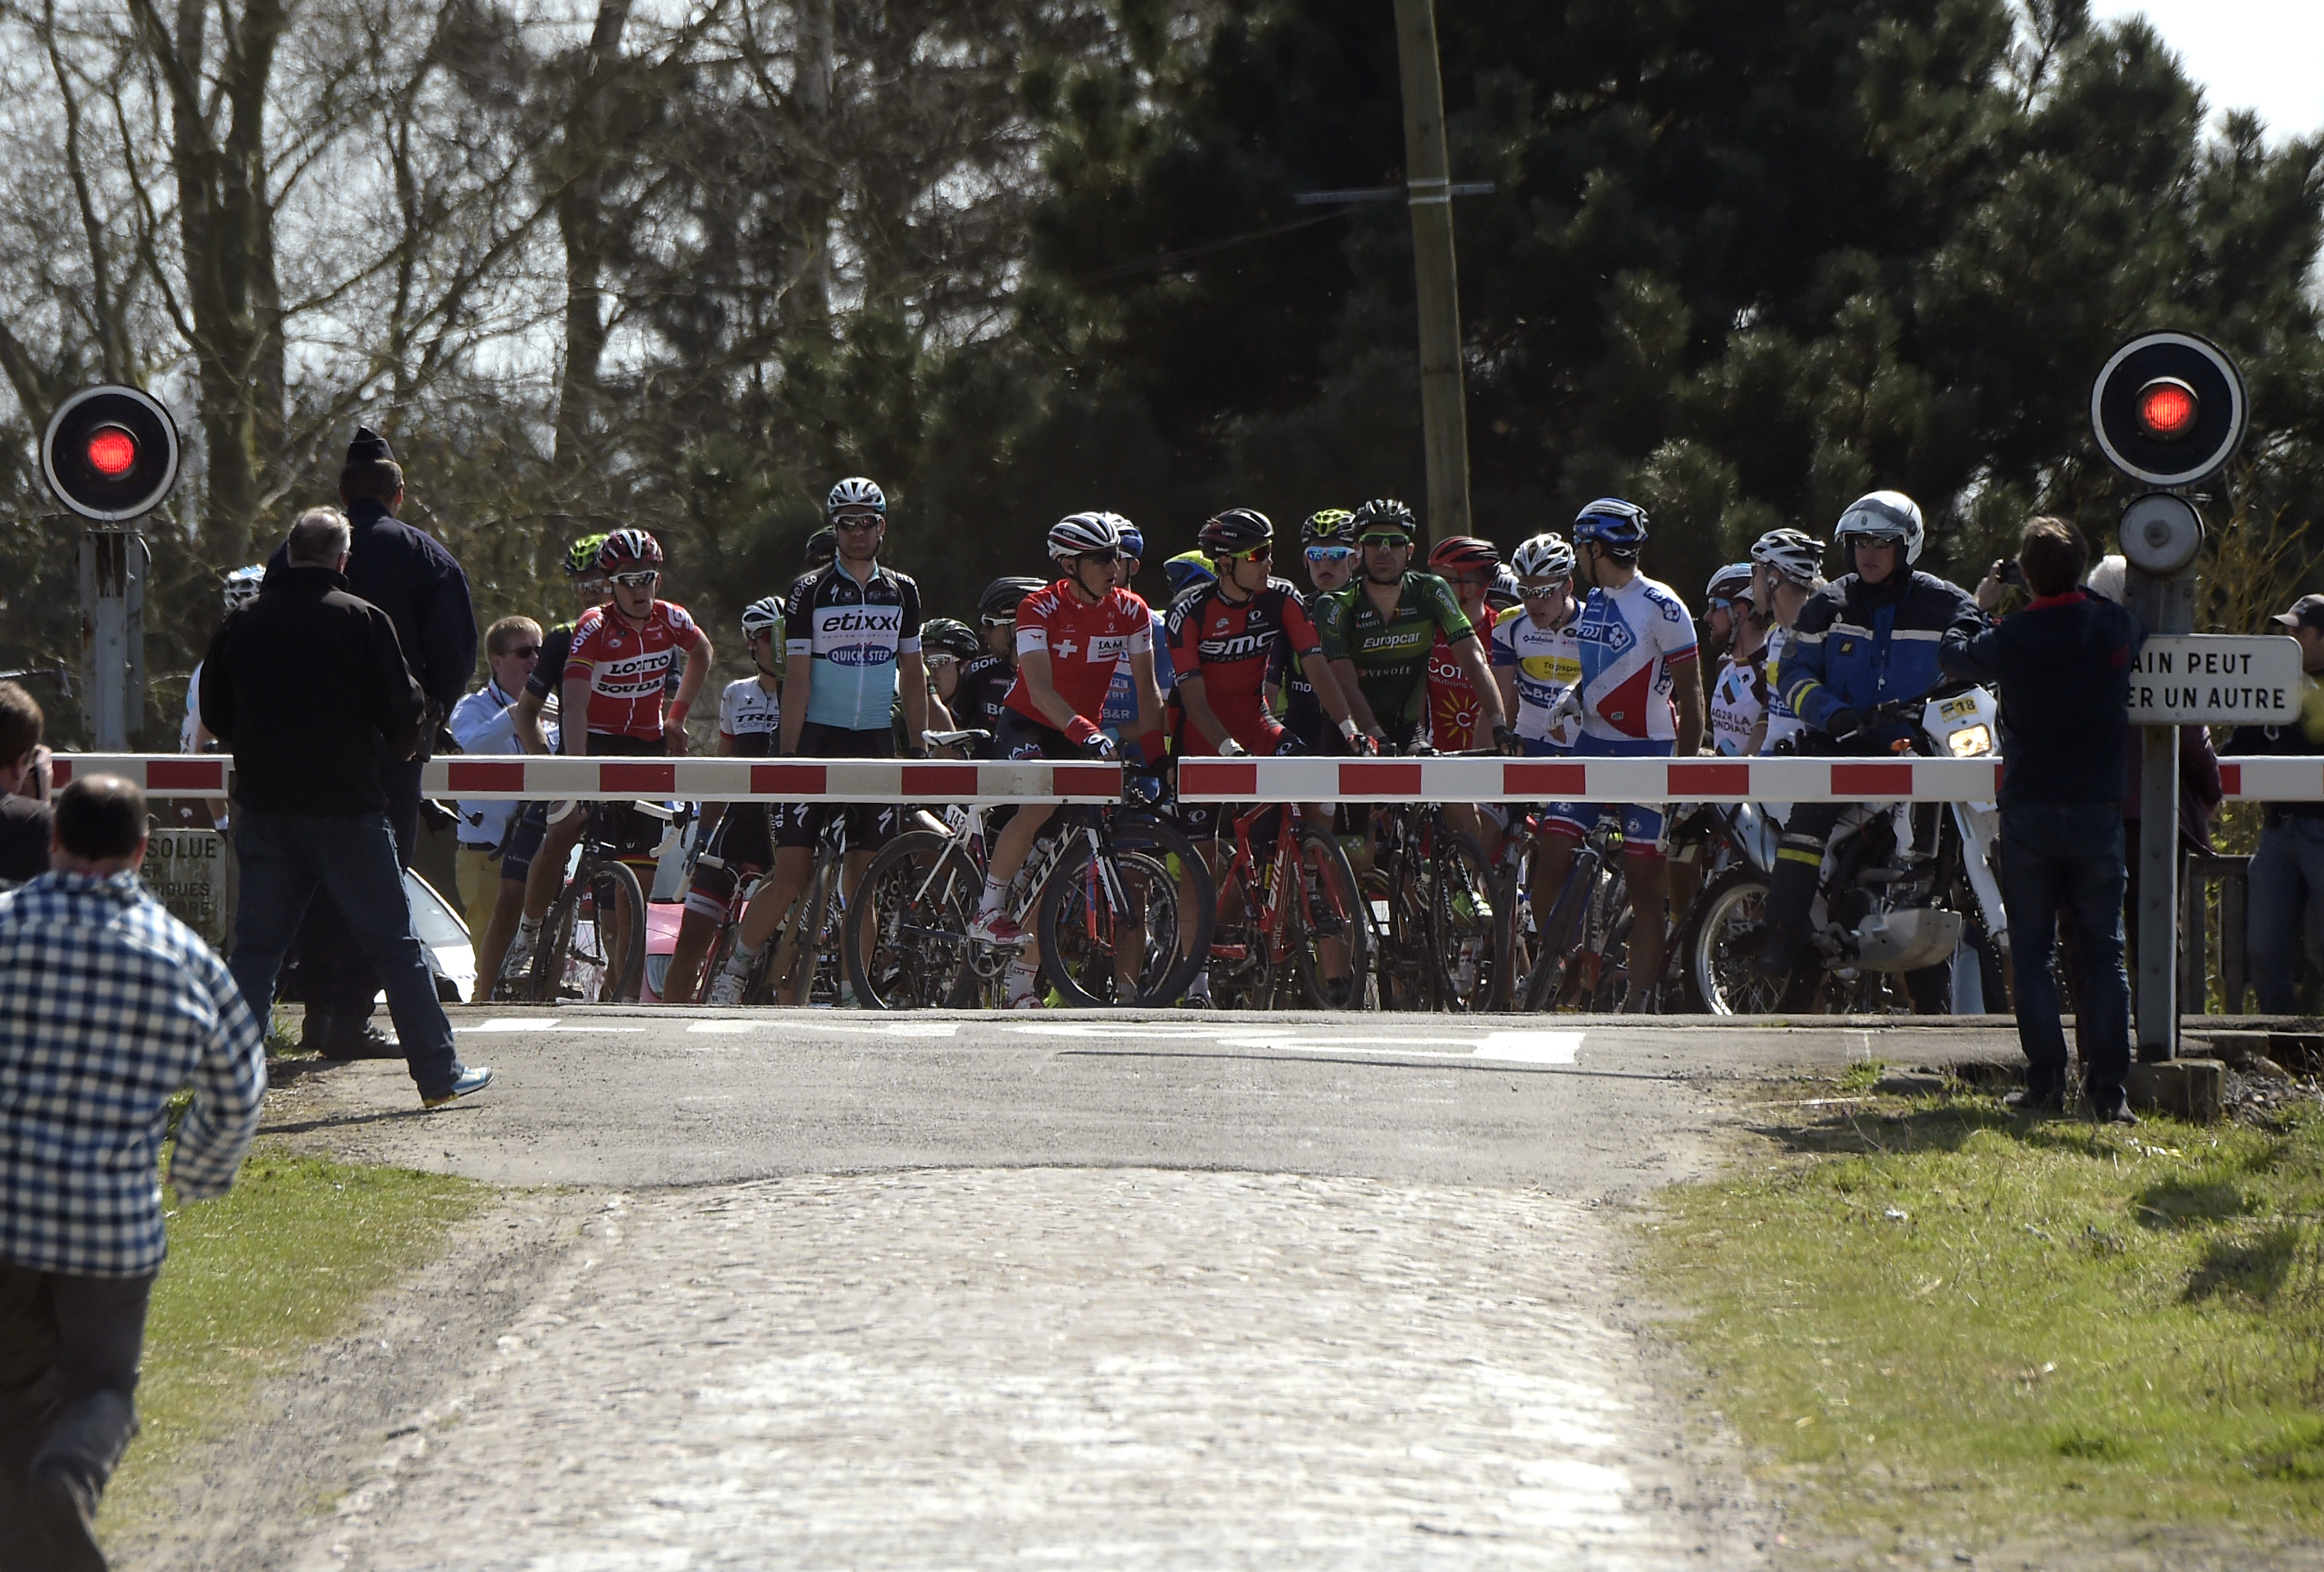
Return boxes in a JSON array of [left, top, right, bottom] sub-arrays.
[[1037, 840, 1207, 1007], [532, 855, 647, 1004], [845, 831, 980, 1010], [1429, 831, 1499, 1014], [1285, 824, 1370, 1009]]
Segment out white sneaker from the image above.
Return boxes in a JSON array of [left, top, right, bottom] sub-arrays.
[[707, 966, 748, 1007]]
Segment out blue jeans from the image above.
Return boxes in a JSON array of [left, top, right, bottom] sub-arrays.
[[2000, 804, 2130, 1100], [230, 809, 461, 1097], [2247, 816, 2324, 1014]]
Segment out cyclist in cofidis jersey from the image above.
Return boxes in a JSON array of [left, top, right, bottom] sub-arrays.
[[512, 529, 713, 967], [1535, 498, 1704, 1013], [708, 477, 927, 1006], [1315, 499, 1509, 754], [664, 597, 785, 1003], [971, 512, 1165, 1007]]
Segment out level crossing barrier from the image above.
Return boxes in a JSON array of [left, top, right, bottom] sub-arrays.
[[46, 752, 2324, 803]]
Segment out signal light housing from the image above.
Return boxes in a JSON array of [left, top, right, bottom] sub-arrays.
[[41, 386, 180, 522], [2089, 332, 2245, 490], [2133, 377, 2198, 441]]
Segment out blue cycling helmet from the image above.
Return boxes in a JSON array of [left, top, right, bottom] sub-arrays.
[[1113, 518, 1146, 560], [1165, 549, 1217, 599], [1572, 498, 1650, 553]]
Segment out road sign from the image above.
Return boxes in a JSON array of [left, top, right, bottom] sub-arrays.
[[40, 385, 181, 522], [2091, 331, 2246, 488], [2127, 633, 2305, 724]]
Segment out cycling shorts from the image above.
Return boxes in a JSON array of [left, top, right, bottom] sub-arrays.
[[1540, 733, 1671, 859], [498, 801, 549, 885], [995, 708, 1087, 762], [772, 721, 901, 852], [684, 806, 777, 920]]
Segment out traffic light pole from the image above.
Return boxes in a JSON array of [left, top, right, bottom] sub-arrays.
[[76, 527, 148, 751], [1390, 0, 1472, 544], [2127, 565, 2195, 1059]]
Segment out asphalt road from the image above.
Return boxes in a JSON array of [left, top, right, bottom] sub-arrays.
[[183, 1009, 2026, 1572]]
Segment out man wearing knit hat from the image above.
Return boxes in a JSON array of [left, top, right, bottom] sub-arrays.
[[265, 426, 478, 1059]]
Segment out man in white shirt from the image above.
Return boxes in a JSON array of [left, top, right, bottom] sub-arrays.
[[449, 616, 541, 987]]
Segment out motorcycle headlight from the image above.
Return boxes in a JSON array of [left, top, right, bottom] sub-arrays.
[[1947, 724, 1993, 758]]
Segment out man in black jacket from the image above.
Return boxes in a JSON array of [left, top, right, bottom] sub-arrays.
[[1942, 516, 2143, 1122], [2222, 594, 2324, 1012], [204, 508, 490, 1109], [268, 426, 478, 1056]]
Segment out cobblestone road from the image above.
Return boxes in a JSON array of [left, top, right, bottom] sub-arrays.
[[290, 1168, 1755, 1570]]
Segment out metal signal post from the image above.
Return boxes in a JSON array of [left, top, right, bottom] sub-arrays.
[[42, 385, 181, 751]]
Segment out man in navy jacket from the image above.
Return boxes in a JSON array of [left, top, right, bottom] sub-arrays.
[[1942, 516, 2144, 1122]]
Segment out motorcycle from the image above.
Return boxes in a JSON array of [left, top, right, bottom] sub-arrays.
[[1682, 684, 2012, 1015]]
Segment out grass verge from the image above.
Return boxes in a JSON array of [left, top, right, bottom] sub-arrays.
[[1650, 1083, 2324, 1557], [103, 1144, 484, 1534]]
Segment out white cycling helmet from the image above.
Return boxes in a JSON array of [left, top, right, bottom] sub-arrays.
[[1511, 532, 1575, 580], [221, 565, 265, 613], [826, 476, 886, 519], [1750, 527, 1824, 586], [1047, 510, 1122, 563], [1833, 490, 1924, 565], [740, 595, 784, 639]]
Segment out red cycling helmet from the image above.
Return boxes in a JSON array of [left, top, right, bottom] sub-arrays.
[[596, 528, 664, 573], [1427, 535, 1501, 576]]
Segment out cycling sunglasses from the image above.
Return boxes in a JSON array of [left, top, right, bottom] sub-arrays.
[[1075, 548, 1121, 565], [1305, 545, 1356, 565], [1520, 582, 1568, 600], [1358, 531, 1413, 549], [924, 652, 958, 669], [502, 643, 543, 659], [607, 570, 659, 589], [1227, 544, 1273, 563], [980, 613, 1016, 628], [833, 514, 883, 531]]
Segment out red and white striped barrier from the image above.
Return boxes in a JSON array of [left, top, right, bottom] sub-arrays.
[[49, 754, 1127, 804], [48, 751, 2324, 804]]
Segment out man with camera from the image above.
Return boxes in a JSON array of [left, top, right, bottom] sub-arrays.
[[1942, 517, 2144, 1122]]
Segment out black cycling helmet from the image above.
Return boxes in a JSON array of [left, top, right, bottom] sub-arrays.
[[1351, 498, 1417, 541], [803, 526, 837, 569], [1301, 507, 1356, 545], [1199, 507, 1274, 557], [920, 616, 981, 660], [978, 575, 1045, 620]]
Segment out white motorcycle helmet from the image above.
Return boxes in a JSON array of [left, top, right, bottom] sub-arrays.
[[1833, 490, 1924, 566]]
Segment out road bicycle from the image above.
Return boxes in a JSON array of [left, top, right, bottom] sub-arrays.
[[845, 739, 1214, 1009], [1200, 800, 1369, 1010], [520, 799, 678, 1004], [704, 810, 851, 1007], [1367, 789, 1499, 1013], [1517, 813, 1634, 1013]]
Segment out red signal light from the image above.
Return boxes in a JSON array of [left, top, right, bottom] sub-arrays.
[[85, 425, 137, 477], [2135, 378, 2198, 440]]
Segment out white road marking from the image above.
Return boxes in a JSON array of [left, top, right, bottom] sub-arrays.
[[1012, 1021, 1585, 1066], [462, 1018, 644, 1034], [685, 1020, 757, 1034], [688, 1018, 961, 1038]]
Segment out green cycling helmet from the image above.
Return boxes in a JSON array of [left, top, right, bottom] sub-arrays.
[[563, 532, 610, 577], [920, 616, 981, 661]]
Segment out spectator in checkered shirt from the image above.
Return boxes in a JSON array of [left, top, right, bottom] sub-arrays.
[[0, 775, 266, 1568]]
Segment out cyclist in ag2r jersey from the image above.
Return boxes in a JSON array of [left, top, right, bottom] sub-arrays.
[[1315, 498, 1508, 754]]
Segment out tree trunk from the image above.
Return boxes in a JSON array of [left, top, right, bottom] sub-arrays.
[[786, 0, 833, 332], [552, 0, 637, 478]]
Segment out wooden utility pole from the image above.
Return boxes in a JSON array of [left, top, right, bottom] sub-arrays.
[[1390, 0, 1471, 543]]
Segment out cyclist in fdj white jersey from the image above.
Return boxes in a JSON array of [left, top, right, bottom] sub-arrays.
[[708, 477, 926, 1005], [1536, 498, 1704, 1012], [664, 597, 785, 1002]]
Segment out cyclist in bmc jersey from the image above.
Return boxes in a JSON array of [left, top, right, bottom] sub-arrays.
[[514, 529, 713, 959], [971, 513, 1163, 1006], [664, 597, 785, 1002], [710, 477, 926, 1005], [1536, 498, 1703, 1012], [1315, 499, 1508, 753]]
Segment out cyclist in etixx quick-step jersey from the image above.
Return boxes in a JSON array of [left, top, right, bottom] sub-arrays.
[[707, 477, 927, 1006], [663, 596, 785, 1003], [971, 512, 1165, 1008], [512, 529, 713, 970], [1316, 498, 1510, 756], [1533, 498, 1704, 1014]]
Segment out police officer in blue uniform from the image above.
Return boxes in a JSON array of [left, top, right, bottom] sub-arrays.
[[1759, 491, 1984, 1011]]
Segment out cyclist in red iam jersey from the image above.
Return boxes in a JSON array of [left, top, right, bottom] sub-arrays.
[[514, 529, 713, 947], [970, 513, 1163, 985]]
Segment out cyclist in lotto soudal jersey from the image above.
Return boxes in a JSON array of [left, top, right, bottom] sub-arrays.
[[664, 597, 786, 1002], [1535, 498, 1704, 1012], [710, 477, 928, 1006], [1421, 536, 1503, 751], [968, 513, 1164, 1004], [1315, 499, 1508, 753], [512, 529, 713, 966], [1491, 532, 1584, 754]]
